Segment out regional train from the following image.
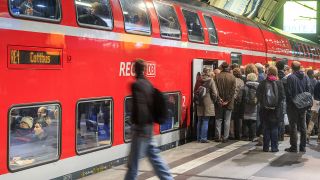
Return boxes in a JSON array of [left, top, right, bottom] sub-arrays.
[[0, 0, 319, 179]]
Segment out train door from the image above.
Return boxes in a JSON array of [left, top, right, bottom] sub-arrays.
[[191, 59, 221, 140]]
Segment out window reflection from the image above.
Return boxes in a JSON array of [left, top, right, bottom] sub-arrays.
[[160, 93, 180, 132], [76, 0, 113, 29], [9, 104, 60, 171], [76, 99, 112, 153], [204, 16, 218, 44], [154, 2, 181, 39], [124, 97, 133, 141], [182, 9, 204, 42], [9, 0, 61, 20], [120, 0, 151, 35]]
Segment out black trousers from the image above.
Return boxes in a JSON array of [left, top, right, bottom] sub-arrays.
[[287, 105, 307, 149]]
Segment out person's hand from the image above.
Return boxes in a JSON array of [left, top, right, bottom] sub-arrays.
[[222, 101, 229, 106]]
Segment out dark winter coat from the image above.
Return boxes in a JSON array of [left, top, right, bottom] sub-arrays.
[[131, 76, 154, 126], [314, 81, 320, 101], [285, 71, 310, 106], [242, 81, 259, 120], [215, 71, 236, 110]]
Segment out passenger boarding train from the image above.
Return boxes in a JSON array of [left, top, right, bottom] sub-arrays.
[[0, 0, 319, 179]]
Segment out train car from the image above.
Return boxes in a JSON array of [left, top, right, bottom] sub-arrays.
[[0, 0, 319, 179]]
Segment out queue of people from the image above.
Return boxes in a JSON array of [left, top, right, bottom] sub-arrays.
[[194, 61, 320, 153]]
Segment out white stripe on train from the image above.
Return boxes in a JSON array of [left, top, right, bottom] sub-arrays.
[[0, 17, 319, 64]]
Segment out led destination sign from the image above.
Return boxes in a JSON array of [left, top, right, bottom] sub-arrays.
[[10, 49, 61, 65]]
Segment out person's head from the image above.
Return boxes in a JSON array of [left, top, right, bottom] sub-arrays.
[[20, 116, 33, 129], [233, 68, 242, 78], [291, 61, 301, 72], [202, 67, 211, 77], [284, 65, 290, 75], [214, 68, 221, 75], [91, 2, 104, 15], [307, 69, 314, 79], [133, 59, 145, 77], [231, 63, 240, 70], [247, 73, 257, 82], [275, 61, 285, 71], [37, 106, 47, 118], [245, 63, 258, 76], [33, 123, 44, 136], [220, 62, 229, 72], [255, 63, 264, 74], [268, 66, 278, 77]]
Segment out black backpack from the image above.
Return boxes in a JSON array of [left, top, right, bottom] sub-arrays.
[[152, 88, 168, 124], [194, 85, 207, 105], [263, 81, 278, 110], [244, 85, 257, 105]]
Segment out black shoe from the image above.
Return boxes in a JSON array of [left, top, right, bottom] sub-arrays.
[[271, 149, 279, 152], [285, 147, 298, 153], [214, 139, 221, 142], [263, 149, 269, 152], [299, 147, 306, 152], [200, 139, 209, 143], [222, 139, 228, 143]]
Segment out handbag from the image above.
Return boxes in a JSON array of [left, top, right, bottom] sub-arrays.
[[292, 92, 313, 109]]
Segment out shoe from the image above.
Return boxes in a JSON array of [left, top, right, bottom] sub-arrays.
[[222, 139, 228, 143], [214, 139, 221, 142], [299, 147, 306, 152], [263, 149, 269, 152], [271, 149, 279, 152], [285, 147, 298, 153], [200, 139, 209, 143]]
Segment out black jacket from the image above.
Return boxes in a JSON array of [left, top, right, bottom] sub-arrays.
[[131, 76, 154, 125], [314, 81, 320, 101], [285, 71, 310, 106]]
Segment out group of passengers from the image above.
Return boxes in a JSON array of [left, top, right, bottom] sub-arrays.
[[10, 106, 54, 144], [195, 60, 320, 153]]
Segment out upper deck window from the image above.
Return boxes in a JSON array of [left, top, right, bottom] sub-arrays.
[[119, 0, 151, 35], [9, 0, 61, 21], [76, 0, 113, 29], [182, 9, 204, 43], [154, 1, 181, 39], [203, 15, 218, 45]]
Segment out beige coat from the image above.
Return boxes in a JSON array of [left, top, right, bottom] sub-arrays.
[[197, 77, 218, 116]]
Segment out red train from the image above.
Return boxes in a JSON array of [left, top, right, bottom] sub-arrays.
[[0, 0, 319, 179]]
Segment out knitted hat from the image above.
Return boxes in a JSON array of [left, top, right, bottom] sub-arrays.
[[21, 116, 33, 128], [247, 73, 257, 82]]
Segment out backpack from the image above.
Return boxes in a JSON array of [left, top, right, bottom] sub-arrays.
[[152, 88, 168, 124], [263, 81, 278, 109], [194, 85, 207, 105], [244, 85, 257, 105]]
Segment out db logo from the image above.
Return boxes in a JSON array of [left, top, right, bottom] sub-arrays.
[[145, 62, 156, 77]]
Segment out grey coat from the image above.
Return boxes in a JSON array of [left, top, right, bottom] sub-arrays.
[[242, 81, 259, 121], [197, 77, 218, 116]]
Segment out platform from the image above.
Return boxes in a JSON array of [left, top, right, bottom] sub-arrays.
[[80, 137, 320, 180]]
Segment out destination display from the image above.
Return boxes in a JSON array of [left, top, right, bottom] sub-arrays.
[[10, 49, 61, 65]]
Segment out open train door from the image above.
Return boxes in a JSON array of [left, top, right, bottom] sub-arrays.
[[191, 59, 222, 140]]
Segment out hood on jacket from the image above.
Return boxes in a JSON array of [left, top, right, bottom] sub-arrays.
[[246, 81, 259, 88], [294, 70, 305, 80]]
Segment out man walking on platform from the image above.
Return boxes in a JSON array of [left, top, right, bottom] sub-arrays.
[[125, 59, 173, 180], [285, 61, 311, 153]]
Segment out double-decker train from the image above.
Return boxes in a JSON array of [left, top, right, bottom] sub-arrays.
[[0, 0, 319, 179]]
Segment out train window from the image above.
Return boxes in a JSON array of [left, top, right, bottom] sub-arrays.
[[75, 0, 113, 29], [203, 15, 218, 45], [154, 1, 181, 39], [119, 0, 151, 35], [307, 46, 313, 59], [231, 52, 242, 65], [9, 103, 61, 171], [124, 97, 133, 142], [160, 93, 180, 133], [9, 0, 61, 21], [182, 9, 204, 43], [76, 98, 112, 154]]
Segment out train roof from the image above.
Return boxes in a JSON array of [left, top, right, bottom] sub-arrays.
[[168, 0, 319, 47]]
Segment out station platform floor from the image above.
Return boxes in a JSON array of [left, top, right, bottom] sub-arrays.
[[81, 137, 320, 180]]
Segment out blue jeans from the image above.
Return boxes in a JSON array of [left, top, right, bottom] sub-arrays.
[[125, 124, 173, 180], [263, 121, 279, 151], [197, 116, 209, 141]]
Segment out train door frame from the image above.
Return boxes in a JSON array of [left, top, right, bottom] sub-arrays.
[[190, 58, 222, 140]]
